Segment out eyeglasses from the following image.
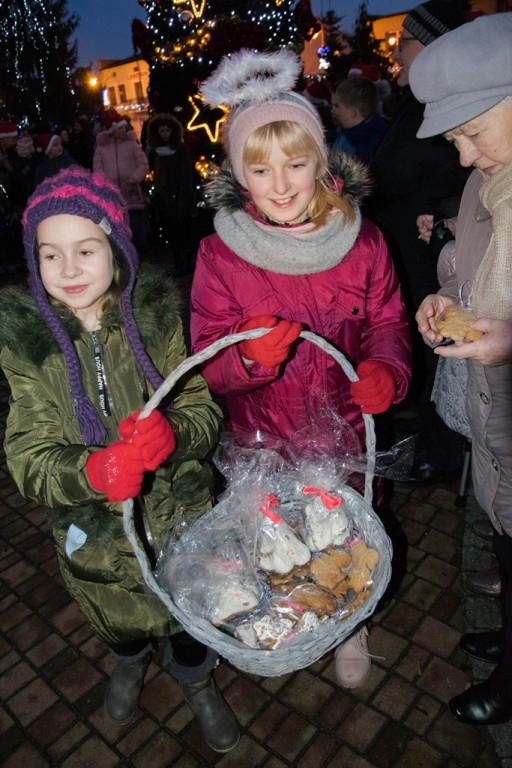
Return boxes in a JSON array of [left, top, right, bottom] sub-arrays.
[[397, 35, 416, 52]]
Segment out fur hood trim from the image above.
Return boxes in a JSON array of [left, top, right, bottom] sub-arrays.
[[148, 113, 183, 150], [0, 268, 182, 366], [205, 149, 372, 213]]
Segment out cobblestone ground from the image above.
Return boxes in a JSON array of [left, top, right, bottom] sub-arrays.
[[0, 255, 510, 767]]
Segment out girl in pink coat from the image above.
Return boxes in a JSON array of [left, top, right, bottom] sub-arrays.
[[93, 109, 149, 250], [190, 49, 412, 689]]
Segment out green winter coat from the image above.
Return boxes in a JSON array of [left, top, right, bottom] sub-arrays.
[[0, 269, 223, 646]]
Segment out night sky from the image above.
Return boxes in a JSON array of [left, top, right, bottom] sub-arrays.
[[67, 0, 411, 67]]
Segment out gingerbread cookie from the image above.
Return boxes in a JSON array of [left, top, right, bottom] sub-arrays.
[[435, 305, 483, 342]]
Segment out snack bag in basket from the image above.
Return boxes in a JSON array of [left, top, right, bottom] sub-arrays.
[[155, 498, 264, 627]]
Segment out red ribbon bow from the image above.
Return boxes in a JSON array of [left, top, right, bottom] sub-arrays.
[[259, 493, 283, 524], [302, 486, 343, 511]]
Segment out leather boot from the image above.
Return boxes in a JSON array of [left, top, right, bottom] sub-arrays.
[[466, 566, 501, 597], [460, 629, 504, 663], [179, 673, 240, 753], [104, 652, 151, 724], [449, 678, 512, 725]]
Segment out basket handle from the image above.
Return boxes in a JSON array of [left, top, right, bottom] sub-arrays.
[[136, 327, 375, 504], [122, 328, 376, 626]]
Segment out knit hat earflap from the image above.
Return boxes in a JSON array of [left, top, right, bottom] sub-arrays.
[[22, 166, 164, 446], [199, 49, 327, 187], [402, 0, 465, 46]]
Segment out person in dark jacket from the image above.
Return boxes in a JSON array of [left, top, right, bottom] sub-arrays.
[[147, 112, 198, 274], [0, 120, 34, 273], [191, 49, 412, 691], [369, 0, 470, 485], [68, 116, 95, 169], [33, 133, 74, 185], [0, 167, 239, 753]]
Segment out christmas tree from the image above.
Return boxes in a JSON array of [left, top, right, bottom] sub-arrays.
[[135, 0, 313, 164], [0, 0, 78, 127]]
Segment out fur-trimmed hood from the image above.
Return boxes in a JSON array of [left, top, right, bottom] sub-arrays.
[[0, 267, 182, 367], [204, 149, 372, 213], [148, 113, 183, 150]]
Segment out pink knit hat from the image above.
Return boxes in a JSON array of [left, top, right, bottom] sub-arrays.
[[200, 49, 327, 187]]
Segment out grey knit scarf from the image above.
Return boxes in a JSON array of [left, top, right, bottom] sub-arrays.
[[213, 206, 362, 275]]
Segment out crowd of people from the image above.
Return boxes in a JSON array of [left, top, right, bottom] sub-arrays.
[[0, 106, 200, 280], [0, 0, 511, 754]]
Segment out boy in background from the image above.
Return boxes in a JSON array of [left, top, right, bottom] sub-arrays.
[[331, 76, 389, 161]]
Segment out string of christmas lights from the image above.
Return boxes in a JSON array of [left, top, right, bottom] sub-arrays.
[[1, 0, 78, 125], [141, 0, 300, 68]]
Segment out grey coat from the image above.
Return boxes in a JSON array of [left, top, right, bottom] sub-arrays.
[[438, 170, 512, 536]]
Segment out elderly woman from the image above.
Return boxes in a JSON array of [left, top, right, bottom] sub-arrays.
[[410, 13, 512, 726]]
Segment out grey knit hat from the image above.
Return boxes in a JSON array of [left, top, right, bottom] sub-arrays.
[[403, 0, 464, 46], [22, 166, 164, 446], [410, 13, 512, 137]]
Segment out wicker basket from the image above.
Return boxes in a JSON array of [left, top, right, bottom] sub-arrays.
[[123, 330, 392, 676]]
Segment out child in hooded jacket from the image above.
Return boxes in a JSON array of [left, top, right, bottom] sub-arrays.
[[190, 49, 412, 689], [0, 167, 240, 753]]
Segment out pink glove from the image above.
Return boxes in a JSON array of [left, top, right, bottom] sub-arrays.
[[238, 315, 302, 367], [119, 409, 176, 471], [350, 360, 397, 415], [86, 441, 145, 502]]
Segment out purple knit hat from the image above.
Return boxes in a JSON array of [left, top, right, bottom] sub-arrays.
[[22, 166, 164, 446]]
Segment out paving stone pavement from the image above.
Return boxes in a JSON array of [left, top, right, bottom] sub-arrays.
[[1, 259, 511, 767]]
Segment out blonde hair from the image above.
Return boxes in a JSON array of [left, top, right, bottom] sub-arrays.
[[242, 121, 355, 228]]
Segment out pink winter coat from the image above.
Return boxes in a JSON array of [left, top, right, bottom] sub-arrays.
[[93, 129, 148, 210], [190, 156, 412, 460]]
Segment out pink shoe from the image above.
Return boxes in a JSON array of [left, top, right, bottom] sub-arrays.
[[335, 627, 372, 688]]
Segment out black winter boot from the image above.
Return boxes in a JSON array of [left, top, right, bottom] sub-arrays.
[[104, 652, 151, 724], [165, 642, 239, 752], [179, 673, 240, 753]]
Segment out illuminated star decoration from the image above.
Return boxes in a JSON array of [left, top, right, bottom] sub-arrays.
[[187, 94, 228, 143], [173, 0, 206, 18]]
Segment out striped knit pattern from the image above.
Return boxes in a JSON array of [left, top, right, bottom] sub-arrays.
[[22, 166, 164, 446], [403, 1, 463, 47]]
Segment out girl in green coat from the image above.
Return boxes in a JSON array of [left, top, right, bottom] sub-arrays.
[[0, 167, 239, 752]]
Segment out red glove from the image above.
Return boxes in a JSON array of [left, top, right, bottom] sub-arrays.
[[350, 360, 397, 415], [238, 315, 302, 367], [86, 441, 145, 502], [119, 409, 176, 471]]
